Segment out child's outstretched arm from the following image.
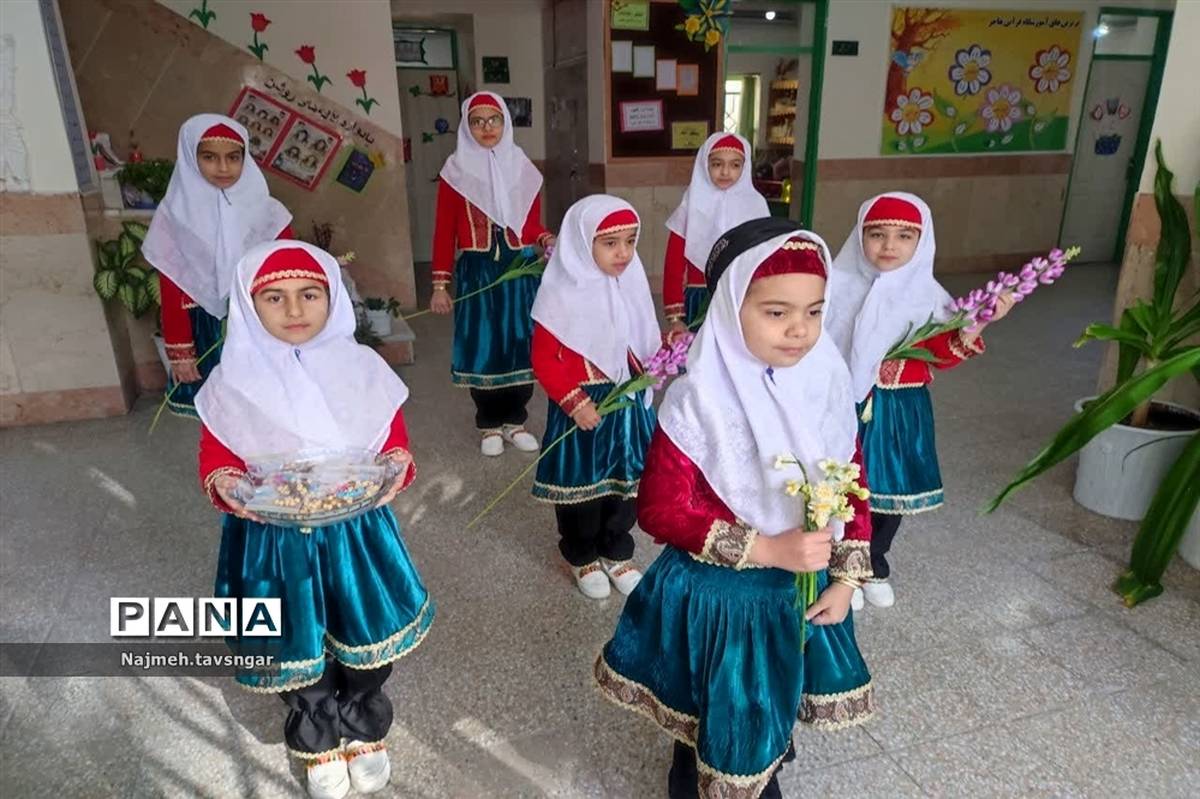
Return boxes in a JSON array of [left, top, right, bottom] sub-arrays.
[[531, 323, 601, 430], [375, 409, 416, 507], [520, 193, 555, 250], [662, 232, 688, 326], [198, 426, 261, 521]]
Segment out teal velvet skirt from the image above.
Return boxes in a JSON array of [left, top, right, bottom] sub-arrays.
[[799, 570, 875, 728], [595, 546, 802, 794], [532, 383, 656, 504], [166, 307, 223, 419], [214, 506, 434, 692], [451, 234, 539, 389], [683, 285, 709, 328], [858, 385, 944, 515]]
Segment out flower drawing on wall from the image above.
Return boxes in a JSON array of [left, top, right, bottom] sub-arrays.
[[247, 13, 271, 60], [890, 88, 935, 136], [1029, 46, 1071, 93], [188, 0, 215, 29], [979, 84, 1023, 133], [347, 69, 378, 114], [947, 44, 991, 96], [296, 45, 331, 92], [1091, 97, 1132, 156], [677, 0, 732, 52]]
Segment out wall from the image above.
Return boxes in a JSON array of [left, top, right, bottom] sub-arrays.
[[0, 0, 128, 426], [156, 0, 403, 136], [1105, 0, 1198, 407], [60, 0, 417, 390], [390, 0, 547, 160]]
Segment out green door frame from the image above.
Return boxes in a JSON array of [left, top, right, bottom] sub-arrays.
[[721, 0, 827, 229], [1059, 7, 1173, 261]]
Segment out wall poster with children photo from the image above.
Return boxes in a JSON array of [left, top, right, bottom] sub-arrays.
[[268, 116, 342, 190], [229, 87, 293, 163], [882, 7, 1083, 155]]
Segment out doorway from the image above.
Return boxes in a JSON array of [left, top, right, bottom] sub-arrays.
[[723, 0, 828, 227], [1060, 8, 1173, 263]]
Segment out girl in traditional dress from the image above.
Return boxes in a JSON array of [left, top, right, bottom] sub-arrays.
[[431, 91, 555, 456], [142, 113, 293, 417], [663, 132, 769, 330], [596, 220, 874, 798], [196, 242, 433, 799], [529, 196, 662, 599], [826, 193, 1012, 609]]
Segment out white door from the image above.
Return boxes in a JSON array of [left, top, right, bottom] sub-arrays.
[[397, 67, 461, 262]]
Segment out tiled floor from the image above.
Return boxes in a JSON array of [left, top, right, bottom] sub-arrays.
[[1, 264, 1196, 798]]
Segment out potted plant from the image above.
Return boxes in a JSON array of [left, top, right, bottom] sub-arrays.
[[362, 296, 400, 338], [987, 141, 1200, 606], [116, 158, 173, 210], [92, 221, 168, 370]]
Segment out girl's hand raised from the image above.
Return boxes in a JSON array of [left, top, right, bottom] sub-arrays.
[[747, 526, 832, 573], [570, 399, 602, 431]]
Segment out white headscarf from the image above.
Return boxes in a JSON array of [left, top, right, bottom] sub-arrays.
[[665, 132, 769, 268], [825, 192, 953, 401], [530, 195, 661, 389], [142, 114, 292, 318], [438, 91, 543, 234], [195, 241, 409, 460], [658, 228, 858, 537]]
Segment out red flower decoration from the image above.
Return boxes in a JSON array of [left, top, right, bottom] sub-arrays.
[[250, 12, 270, 32], [347, 69, 368, 89], [296, 45, 316, 64]]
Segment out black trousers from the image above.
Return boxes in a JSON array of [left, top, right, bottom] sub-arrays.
[[869, 512, 903, 580], [668, 742, 783, 799], [553, 496, 637, 567], [280, 656, 393, 756], [470, 384, 534, 430]]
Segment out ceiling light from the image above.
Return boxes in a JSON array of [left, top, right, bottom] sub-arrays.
[[765, 10, 776, 21]]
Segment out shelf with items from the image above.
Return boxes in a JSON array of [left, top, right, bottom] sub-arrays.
[[765, 73, 799, 151]]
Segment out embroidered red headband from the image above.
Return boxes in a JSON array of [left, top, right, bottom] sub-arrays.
[[250, 248, 330, 295], [594, 209, 639, 237], [199, 123, 243, 147], [467, 94, 503, 115], [709, 134, 745, 157], [863, 196, 922, 230], [751, 237, 827, 281]]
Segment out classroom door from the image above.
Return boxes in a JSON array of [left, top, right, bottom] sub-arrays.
[[543, 0, 591, 228], [1061, 11, 1169, 263], [396, 56, 462, 262]]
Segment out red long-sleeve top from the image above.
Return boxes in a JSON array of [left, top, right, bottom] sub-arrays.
[[198, 409, 415, 513], [530, 323, 647, 416], [431, 180, 552, 290], [662, 232, 706, 322], [876, 328, 986, 390], [160, 223, 294, 363], [636, 428, 873, 581]]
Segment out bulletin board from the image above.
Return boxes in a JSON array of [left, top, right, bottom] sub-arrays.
[[607, 0, 722, 159]]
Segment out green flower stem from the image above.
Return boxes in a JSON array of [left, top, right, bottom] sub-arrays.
[[465, 424, 577, 530], [148, 332, 225, 435], [403, 258, 544, 322]]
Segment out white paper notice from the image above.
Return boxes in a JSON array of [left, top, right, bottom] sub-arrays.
[[611, 40, 633, 73], [632, 45, 655, 78], [655, 59, 677, 91]]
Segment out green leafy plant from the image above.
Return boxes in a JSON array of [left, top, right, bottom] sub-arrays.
[[986, 141, 1200, 606], [363, 297, 401, 317], [354, 314, 384, 348], [93, 221, 159, 318], [116, 159, 174, 204]]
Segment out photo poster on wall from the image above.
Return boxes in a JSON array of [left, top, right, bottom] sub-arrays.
[[336, 149, 375, 193], [269, 116, 343, 191], [229, 87, 293, 163], [883, 7, 1084, 155], [608, 0, 721, 158], [505, 97, 533, 127]]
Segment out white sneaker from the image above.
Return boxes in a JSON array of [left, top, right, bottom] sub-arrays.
[[344, 740, 390, 794], [850, 587, 864, 612], [863, 580, 895, 608], [480, 431, 504, 457], [600, 558, 643, 595], [502, 424, 540, 452], [573, 561, 611, 599], [305, 753, 350, 799]]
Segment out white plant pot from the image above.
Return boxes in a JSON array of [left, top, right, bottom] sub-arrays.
[[1179, 507, 1200, 570], [365, 309, 392, 338], [152, 333, 171, 376], [1072, 397, 1199, 521]]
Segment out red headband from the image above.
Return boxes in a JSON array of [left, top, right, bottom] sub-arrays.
[[199, 123, 243, 146], [709, 134, 745, 156], [250, 248, 330, 295], [595, 209, 639, 237], [751, 237, 827, 281], [468, 94, 503, 115], [863, 196, 922, 230]]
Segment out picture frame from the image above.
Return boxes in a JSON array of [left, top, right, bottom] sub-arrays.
[[228, 87, 293, 164], [267, 115, 342, 190], [618, 99, 665, 133]]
